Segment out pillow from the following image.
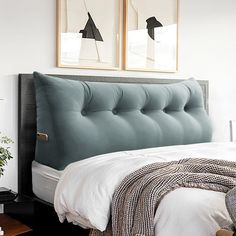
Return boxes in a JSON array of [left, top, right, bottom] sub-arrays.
[[33, 72, 212, 170]]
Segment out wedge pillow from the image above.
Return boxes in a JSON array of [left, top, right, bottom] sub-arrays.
[[33, 72, 212, 170]]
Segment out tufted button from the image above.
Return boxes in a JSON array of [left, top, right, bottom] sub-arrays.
[[112, 109, 118, 115], [140, 109, 145, 114], [81, 110, 87, 116]]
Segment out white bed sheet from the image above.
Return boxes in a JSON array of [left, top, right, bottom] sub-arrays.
[[54, 142, 236, 236]]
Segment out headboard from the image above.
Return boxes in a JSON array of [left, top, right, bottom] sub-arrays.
[[18, 74, 210, 196]]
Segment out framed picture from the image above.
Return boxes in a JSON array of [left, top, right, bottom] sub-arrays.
[[124, 0, 178, 72], [57, 0, 122, 70]]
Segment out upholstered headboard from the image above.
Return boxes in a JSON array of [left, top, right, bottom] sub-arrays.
[[18, 73, 211, 196]]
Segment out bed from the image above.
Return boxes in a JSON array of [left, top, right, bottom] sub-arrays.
[[18, 72, 235, 236]]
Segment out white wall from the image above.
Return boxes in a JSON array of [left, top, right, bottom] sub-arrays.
[[0, 0, 236, 191]]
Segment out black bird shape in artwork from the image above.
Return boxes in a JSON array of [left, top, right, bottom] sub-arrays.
[[146, 16, 163, 40], [79, 12, 103, 42]]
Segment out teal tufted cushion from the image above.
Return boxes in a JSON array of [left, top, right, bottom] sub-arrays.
[[33, 72, 212, 170]]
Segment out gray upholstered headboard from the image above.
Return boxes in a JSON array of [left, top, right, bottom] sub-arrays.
[[18, 73, 210, 196]]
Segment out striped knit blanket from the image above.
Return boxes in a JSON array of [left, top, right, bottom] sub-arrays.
[[89, 158, 236, 236]]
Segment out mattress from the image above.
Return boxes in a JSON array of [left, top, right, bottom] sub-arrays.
[[32, 160, 62, 204], [54, 142, 236, 236]]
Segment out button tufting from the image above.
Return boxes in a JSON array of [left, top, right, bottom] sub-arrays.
[[81, 110, 87, 116], [112, 109, 118, 115], [140, 109, 145, 114]]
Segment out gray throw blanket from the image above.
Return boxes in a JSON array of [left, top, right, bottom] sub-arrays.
[[89, 158, 236, 236], [224, 186, 236, 231]]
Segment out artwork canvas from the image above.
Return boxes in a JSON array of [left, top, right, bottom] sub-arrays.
[[124, 0, 178, 72], [57, 0, 121, 70]]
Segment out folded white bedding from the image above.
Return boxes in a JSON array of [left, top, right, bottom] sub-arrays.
[[54, 142, 236, 235]]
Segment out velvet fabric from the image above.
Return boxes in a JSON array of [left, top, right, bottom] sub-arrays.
[[33, 72, 212, 170]]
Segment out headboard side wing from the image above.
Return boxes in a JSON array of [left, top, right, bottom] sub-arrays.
[[18, 74, 36, 196]]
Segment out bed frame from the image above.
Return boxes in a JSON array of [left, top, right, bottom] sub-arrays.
[[18, 73, 209, 234]]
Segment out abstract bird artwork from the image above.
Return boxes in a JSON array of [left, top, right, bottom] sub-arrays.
[[80, 12, 103, 42], [146, 16, 163, 40]]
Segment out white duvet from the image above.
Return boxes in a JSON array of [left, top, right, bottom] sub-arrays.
[[54, 142, 236, 236]]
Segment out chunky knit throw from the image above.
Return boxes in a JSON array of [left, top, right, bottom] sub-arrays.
[[90, 158, 236, 236], [225, 186, 236, 231]]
